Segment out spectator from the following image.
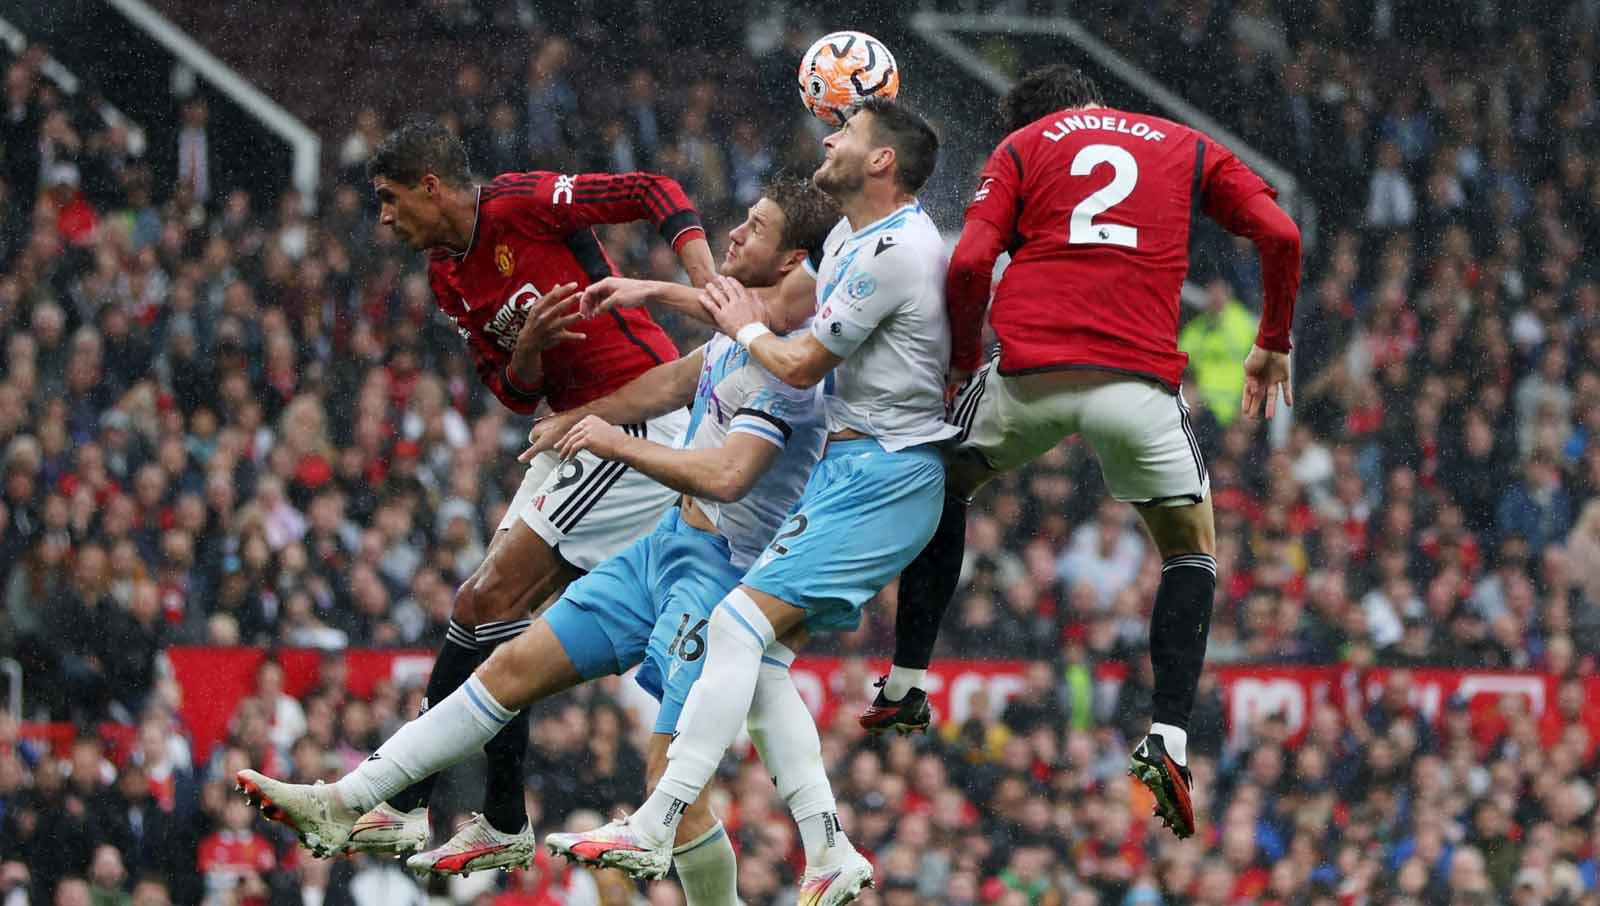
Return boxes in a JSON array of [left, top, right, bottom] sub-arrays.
[[1179, 278, 1258, 425], [172, 98, 212, 207], [1495, 453, 1574, 554]]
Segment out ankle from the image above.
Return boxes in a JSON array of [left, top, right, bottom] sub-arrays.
[[883, 666, 927, 701]]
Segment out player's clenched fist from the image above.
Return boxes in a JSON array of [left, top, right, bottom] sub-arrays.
[[557, 414, 627, 461]]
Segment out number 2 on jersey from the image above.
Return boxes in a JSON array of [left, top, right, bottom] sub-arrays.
[[1068, 144, 1139, 249]]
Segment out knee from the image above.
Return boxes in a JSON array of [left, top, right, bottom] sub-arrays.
[[454, 566, 530, 626], [943, 448, 993, 501], [478, 630, 538, 686]]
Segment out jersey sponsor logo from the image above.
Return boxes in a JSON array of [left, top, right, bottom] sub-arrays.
[[483, 283, 543, 352], [845, 273, 877, 301], [552, 174, 576, 204], [973, 178, 995, 202], [494, 244, 514, 276], [873, 235, 896, 257]]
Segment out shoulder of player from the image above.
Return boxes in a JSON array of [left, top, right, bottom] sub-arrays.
[[861, 215, 942, 265], [478, 172, 559, 210]]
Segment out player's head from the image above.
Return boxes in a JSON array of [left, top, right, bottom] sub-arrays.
[[1001, 64, 1104, 133], [815, 97, 939, 200], [368, 117, 473, 250], [723, 174, 839, 287]]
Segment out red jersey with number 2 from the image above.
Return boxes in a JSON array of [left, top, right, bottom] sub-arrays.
[[963, 107, 1274, 389], [427, 171, 700, 414]]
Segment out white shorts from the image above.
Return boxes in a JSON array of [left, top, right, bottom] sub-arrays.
[[950, 362, 1209, 506], [497, 408, 689, 571]]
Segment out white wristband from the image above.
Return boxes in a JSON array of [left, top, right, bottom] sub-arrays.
[[735, 323, 772, 348]]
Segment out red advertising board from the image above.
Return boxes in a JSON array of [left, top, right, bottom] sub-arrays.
[[123, 648, 1569, 761]]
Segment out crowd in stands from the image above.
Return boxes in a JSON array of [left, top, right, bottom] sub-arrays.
[[4, 1, 1600, 905]]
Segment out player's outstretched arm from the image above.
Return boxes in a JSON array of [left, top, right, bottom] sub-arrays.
[[534, 170, 713, 283], [945, 218, 1008, 375], [701, 276, 839, 390], [581, 277, 717, 325], [521, 348, 705, 461], [582, 268, 815, 328], [556, 416, 782, 504]]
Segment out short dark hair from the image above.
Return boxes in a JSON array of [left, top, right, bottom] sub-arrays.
[[856, 97, 939, 194], [367, 117, 472, 187], [1001, 64, 1104, 133], [762, 174, 839, 256]]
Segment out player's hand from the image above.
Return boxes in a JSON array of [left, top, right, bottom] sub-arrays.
[[580, 277, 654, 319], [557, 414, 629, 462], [699, 275, 770, 338], [520, 409, 587, 462], [945, 368, 975, 412], [516, 282, 586, 353], [509, 283, 585, 387], [1241, 344, 1293, 420]]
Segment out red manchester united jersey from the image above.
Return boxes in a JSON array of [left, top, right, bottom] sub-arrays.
[[954, 107, 1277, 388], [427, 170, 702, 414]]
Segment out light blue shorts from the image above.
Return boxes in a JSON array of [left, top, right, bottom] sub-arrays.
[[543, 507, 741, 735], [742, 438, 945, 632]]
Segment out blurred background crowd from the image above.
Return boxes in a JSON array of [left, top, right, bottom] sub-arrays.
[[4, 1, 1600, 906]]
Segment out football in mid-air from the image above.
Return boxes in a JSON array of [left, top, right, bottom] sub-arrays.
[[797, 31, 900, 127]]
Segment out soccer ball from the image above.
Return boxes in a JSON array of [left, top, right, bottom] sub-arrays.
[[797, 31, 900, 127]]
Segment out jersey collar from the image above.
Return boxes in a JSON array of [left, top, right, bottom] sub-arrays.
[[442, 187, 483, 259], [848, 198, 921, 241]]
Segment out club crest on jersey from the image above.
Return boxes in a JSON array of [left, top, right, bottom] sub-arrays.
[[846, 273, 877, 301], [495, 244, 514, 276]]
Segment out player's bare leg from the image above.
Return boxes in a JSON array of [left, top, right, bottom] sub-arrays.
[[1127, 497, 1216, 840], [355, 521, 577, 853]]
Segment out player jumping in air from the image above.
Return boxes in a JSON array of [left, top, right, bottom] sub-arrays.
[[346, 120, 715, 857], [875, 66, 1302, 840], [238, 180, 868, 903], [544, 98, 952, 906]]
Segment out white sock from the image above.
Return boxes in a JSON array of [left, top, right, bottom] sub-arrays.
[[333, 674, 514, 811], [1151, 722, 1188, 766], [633, 591, 774, 847], [883, 666, 927, 701], [673, 822, 737, 906], [797, 812, 851, 868], [746, 645, 850, 867]]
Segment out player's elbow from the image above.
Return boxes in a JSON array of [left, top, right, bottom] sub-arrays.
[[947, 246, 992, 291], [1263, 216, 1302, 259], [704, 467, 756, 503]]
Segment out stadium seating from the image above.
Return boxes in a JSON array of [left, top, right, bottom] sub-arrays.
[[3, 3, 1600, 906]]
